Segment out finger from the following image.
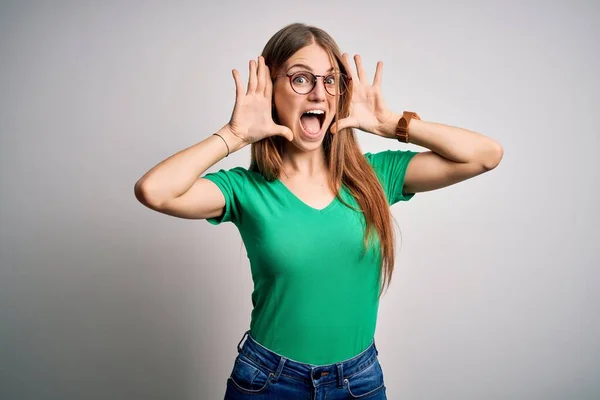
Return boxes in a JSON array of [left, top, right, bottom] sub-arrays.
[[331, 117, 355, 134], [341, 53, 358, 82], [331, 118, 343, 134], [354, 54, 367, 83], [256, 56, 266, 94], [232, 69, 244, 102], [247, 59, 257, 94], [373, 61, 383, 87], [274, 124, 294, 142]]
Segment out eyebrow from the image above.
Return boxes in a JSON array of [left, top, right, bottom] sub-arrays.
[[287, 63, 335, 73]]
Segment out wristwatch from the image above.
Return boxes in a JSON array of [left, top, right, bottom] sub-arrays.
[[395, 111, 420, 143]]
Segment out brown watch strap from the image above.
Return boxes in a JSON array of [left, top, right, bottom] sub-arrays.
[[395, 111, 420, 143]]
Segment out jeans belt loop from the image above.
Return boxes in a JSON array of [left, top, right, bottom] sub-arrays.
[[337, 363, 344, 388], [237, 330, 250, 353], [272, 356, 287, 382]]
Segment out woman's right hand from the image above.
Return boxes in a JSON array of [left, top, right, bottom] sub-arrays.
[[226, 56, 294, 144]]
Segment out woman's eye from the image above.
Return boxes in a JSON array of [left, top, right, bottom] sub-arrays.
[[293, 74, 310, 85], [325, 76, 336, 85]]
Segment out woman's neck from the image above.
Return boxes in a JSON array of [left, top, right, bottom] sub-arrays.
[[280, 144, 328, 179]]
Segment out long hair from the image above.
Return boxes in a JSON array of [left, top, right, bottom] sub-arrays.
[[250, 23, 397, 296]]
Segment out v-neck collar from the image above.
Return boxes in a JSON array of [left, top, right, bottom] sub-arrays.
[[274, 179, 339, 213]]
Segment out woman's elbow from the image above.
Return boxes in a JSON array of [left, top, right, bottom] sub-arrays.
[[481, 140, 504, 171]]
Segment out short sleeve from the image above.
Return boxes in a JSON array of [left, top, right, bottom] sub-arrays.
[[364, 150, 419, 205], [202, 167, 248, 225]]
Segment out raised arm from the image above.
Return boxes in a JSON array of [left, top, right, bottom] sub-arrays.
[[134, 126, 246, 219], [134, 56, 293, 219], [381, 115, 503, 194], [330, 53, 503, 194]]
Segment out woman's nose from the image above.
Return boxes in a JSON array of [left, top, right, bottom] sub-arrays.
[[307, 78, 327, 100]]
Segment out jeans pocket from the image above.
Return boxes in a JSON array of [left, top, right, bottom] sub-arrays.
[[344, 357, 386, 398], [228, 353, 273, 394]]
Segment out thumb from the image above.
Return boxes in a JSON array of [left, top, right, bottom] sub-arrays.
[[330, 117, 355, 134], [273, 124, 294, 142]]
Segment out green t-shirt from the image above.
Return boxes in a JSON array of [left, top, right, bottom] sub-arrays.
[[203, 150, 418, 365]]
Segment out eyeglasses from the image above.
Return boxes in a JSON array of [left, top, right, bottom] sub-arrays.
[[275, 71, 351, 96]]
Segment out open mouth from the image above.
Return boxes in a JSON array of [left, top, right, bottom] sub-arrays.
[[299, 110, 326, 136]]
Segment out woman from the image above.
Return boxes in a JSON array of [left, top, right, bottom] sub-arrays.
[[134, 23, 503, 399]]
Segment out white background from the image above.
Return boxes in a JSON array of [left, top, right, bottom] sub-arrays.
[[1, 1, 598, 399]]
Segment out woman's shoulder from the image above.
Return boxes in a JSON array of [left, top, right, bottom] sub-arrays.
[[204, 165, 273, 187], [363, 149, 417, 161], [363, 149, 419, 169]]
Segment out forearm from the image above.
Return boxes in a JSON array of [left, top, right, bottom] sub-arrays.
[[134, 125, 246, 205], [381, 112, 503, 169]]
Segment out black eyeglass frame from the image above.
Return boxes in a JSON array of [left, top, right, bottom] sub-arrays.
[[274, 71, 352, 96]]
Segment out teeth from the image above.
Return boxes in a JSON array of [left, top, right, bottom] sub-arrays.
[[304, 110, 324, 115]]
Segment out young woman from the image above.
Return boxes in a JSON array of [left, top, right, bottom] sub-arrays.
[[135, 23, 503, 399]]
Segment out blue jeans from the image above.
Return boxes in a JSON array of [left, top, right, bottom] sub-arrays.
[[224, 330, 387, 399]]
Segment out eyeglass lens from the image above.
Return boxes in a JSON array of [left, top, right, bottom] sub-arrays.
[[290, 72, 347, 95]]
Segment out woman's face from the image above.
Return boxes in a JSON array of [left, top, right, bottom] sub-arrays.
[[273, 43, 339, 152]]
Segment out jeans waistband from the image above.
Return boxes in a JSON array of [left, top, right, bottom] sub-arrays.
[[236, 330, 379, 387]]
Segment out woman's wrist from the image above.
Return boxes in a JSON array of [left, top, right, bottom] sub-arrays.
[[380, 111, 402, 139], [214, 125, 248, 155]]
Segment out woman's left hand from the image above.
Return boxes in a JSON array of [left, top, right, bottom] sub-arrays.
[[330, 53, 395, 137]]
